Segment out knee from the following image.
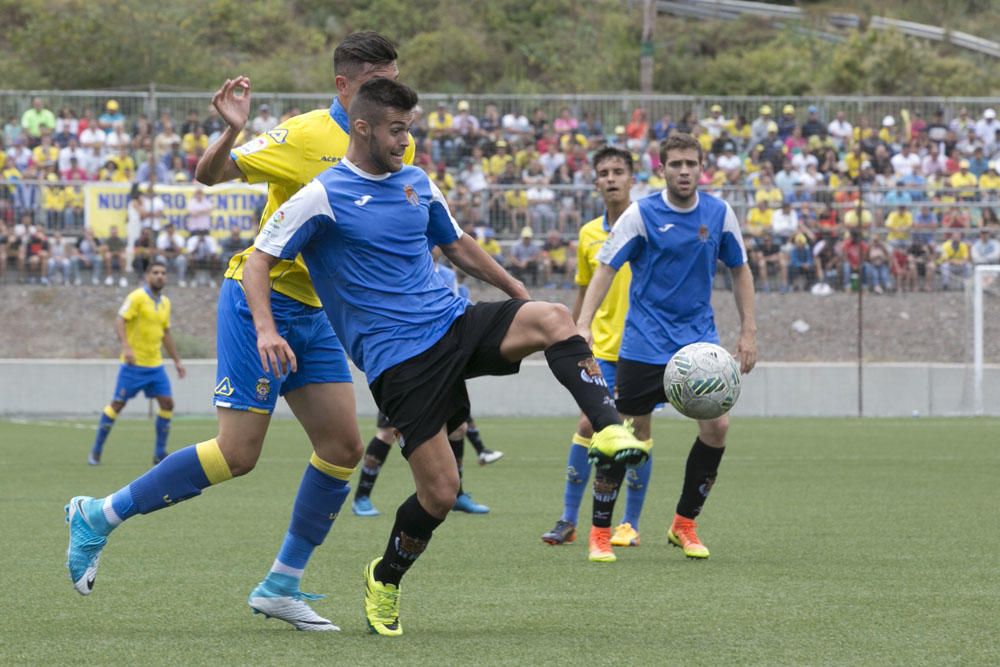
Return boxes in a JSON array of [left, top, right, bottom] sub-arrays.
[[376, 427, 399, 444], [110, 400, 126, 413], [423, 475, 460, 516], [700, 415, 729, 445], [159, 397, 175, 412], [538, 302, 575, 341], [216, 437, 263, 478]]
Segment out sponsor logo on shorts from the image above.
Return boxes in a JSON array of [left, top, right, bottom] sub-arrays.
[[214, 377, 235, 397], [255, 377, 271, 402]]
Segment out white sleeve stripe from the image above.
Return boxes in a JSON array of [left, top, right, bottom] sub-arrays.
[[428, 179, 463, 238], [723, 202, 748, 261], [254, 180, 334, 256]]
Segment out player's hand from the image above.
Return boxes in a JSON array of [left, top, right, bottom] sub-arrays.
[[576, 322, 594, 348], [174, 360, 186, 379], [211, 76, 252, 131], [123, 347, 136, 365], [736, 331, 757, 374], [257, 329, 297, 376], [508, 278, 530, 300]]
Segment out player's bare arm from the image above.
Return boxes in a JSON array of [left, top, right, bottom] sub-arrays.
[[114, 316, 135, 365], [574, 263, 616, 347], [161, 329, 186, 379], [730, 263, 758, 374], [195, 76, 252, 185], [243, 249, 297, 375], [440, 234, 530, 299], [570, 284, 588, 323]]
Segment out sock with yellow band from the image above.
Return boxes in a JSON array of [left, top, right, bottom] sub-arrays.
[[154, 408, 172, 461], [261, 454, 353, 594], [91, 405, 118, 460], [85, 439, 233, 536]]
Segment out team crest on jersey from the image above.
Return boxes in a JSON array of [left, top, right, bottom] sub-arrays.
[[265, 128, 288, 144], [698, 224, 709, 242], [255, 377, 271, 401], [404, 184, 419, 206], [214, 377, 235, 397]]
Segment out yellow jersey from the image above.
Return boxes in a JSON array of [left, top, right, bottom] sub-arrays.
[[118, 287, 171, 367], [577, 215, 631, 362], [884, 211, 913, 242], [226, 98, 416, 306]]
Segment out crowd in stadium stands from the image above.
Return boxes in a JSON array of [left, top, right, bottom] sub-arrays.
[[3, 96, 1000, 291]]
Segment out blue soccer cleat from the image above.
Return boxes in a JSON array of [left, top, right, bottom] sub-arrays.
[[352, 496, 380, 517], [453, 492, 489, 514], [64, 496, 109, 595]]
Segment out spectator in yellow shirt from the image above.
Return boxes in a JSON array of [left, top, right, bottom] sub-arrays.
[[884, 205, 913, 246], [978, 163, 1000, 199], [485, 141, 513, 177], [427, 102, 455, 164], [844, 144, 870, 181], [477, 228, 504, 265], [843, 206, 874, 229], [754, 174, 783, 208], [32, 134, 60, 169], [938, 232, 971, 289], [950, 160, 978, 201], [746, 200, 773, 238], [182, 126, 209, 156]]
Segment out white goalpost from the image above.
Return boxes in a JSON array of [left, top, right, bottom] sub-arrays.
[[973, 264, 1000, 416]]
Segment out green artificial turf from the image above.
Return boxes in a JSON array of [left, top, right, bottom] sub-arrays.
[[2, 416, 998, 665]]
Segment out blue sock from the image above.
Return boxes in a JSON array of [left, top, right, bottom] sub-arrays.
[[623, 448, 653, 530], [127, 440, 232, 515], [560, 438, 592, 525], [154, 410, 172, 458], [266, 456, 352, 589], [92, 406, 118, 456], [110, 486, 137, 522]]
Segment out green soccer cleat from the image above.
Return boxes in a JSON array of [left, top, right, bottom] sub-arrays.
[[364, 558, 402, 637], [588, 423, 650, 467]]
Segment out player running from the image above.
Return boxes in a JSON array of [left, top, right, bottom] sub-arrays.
[[539, 146, 654, 553], [64, 32, 407, 632], [576, 132, 757, 561], [88, 260, 186, 466], [248, 78, 649, 636]]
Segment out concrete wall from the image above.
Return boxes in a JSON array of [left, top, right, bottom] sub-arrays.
[[1, 359, 997, 418]]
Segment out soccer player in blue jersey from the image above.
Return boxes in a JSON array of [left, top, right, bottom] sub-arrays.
[[577, 132, 758, 561], [88, 260, 186, 466], [64, 32, 404, 632], [247, 78, 649, 636]]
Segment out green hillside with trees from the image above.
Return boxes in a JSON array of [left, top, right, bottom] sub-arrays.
[[0, 0, 997, 95]]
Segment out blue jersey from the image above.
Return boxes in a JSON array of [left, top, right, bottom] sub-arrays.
[[254, 159, 466, 381], [598, 190, 747, 364]]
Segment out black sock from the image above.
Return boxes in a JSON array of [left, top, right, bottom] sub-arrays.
[[355, 436, 392, 500], [544, 336, 619, 433], [449, 436, 465, 496], [592, 462, 626, 528], [466, 421, 486, 455], [373, 494, 444, 586], [676, 438, 725, 519]]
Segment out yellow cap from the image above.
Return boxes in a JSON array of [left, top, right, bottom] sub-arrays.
[[783, 104, 795, 114], [767, 121, 778, 133], [760, 104, 772, 115], [457, 100, 470, 111], [107, 100, 119, 111], [710, 104, 722, 112], [520, 226, 534, 238]]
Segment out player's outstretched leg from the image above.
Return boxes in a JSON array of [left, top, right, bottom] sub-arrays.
[[65, 437, 238, 594], [541, 434, 591, 545], [589, 462, 626, 562], [450, 432, 488, 514], [612, 448, 652, 547], [248, 453, 353, 631], [353, 435, 392, 517]]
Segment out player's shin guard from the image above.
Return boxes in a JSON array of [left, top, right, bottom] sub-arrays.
[[623, 442, 653, 530], [372, 494, 444, 586], [449, 436, 465, 496], [269, 454, 353, 583], [356, 437, 392, 500], [154, 409, 172, 459], [123, 439, 233, 516], [91, 405, 117, 456], [676, 438, 724, 519], [544, 336, 619, 432], [592, 462, 626, 528], [561, 435, 592, 524]]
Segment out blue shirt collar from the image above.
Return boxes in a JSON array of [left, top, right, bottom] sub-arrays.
[[602, 211, 610, 232], [329, 96, 349, 133], [143, 284, 162, 306]]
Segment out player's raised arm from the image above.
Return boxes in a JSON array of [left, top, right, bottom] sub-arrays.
[[195, 76, 251, 185], [439, 234, 529, 300]]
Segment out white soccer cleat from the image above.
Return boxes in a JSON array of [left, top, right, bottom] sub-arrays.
[[248, 588, 340, 632], [477, 449, 504, 465]]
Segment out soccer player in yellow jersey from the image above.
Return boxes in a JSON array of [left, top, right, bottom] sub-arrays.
[[540, 147, 651, 557], [65, 32, 405, 632], [88, 261, 186, 466]]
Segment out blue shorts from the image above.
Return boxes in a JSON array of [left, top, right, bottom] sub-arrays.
[[213, 279, 352, 414], [113, 364, 172, 402], [596, 358, 617, 395]]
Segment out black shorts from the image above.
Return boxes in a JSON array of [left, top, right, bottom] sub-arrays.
[[376, 411, 393, 429], [369, 299, 527, 458], [615, 358, 667, 416]]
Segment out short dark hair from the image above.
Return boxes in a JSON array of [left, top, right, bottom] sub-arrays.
[[333, 31, 397, 77], [147, 259, 167, 272], [660, 132, 703, 164], [592, 146, 633, 173], [349, 78, 418, 126]]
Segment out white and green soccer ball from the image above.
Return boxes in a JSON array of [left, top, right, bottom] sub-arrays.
[[664, 342, 742, 420]]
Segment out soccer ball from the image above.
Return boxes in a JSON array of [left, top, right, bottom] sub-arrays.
[[664, 342, 742, 420]]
